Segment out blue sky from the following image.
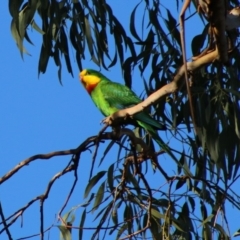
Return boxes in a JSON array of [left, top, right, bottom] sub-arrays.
[[1, 1, 239, 239]]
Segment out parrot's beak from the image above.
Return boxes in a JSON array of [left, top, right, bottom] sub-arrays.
[[79, 74, 84, 83], [79, 72, 86, 88], [79, 70, 87, 82]]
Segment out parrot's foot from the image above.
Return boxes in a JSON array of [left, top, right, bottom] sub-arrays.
[[102, 116, 113, 126]]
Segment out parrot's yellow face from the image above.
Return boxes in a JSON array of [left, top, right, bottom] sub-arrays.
[[79, 69, 101, 94]]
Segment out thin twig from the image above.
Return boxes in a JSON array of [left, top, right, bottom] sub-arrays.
[[0, 202, 13, 240]]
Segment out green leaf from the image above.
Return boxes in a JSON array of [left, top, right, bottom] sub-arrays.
[[99, 140, 115, 166], [113, 26, 124, 65], [10, 19, 28, 56], [38, 44, 50, 74], [111, 206, 118, 225], [214, 223, 229, 238], [201, 214, 214, 226], [171, 218, 186, 232], [124, 203, 133, 235], [62, 210, 75, 225], [151, 208, 164, 219], [165, 9, 181, 47], [84, 16, 95, 58], [200, 201, 208, 220], [92, 204, 109, 222], [24, 30, 33, 45], [191, 24, 209, 56], [130, 3, 142, 42], [149, 217, 160, 239], [233, 146, 240, 179], [141, 29, 154, 74], [31, 19, 45, 34], [107, 163, 114, 192], [92, 204, 112, 239], [188, 196, 195, 213], [92, 182, 105, 212], [53, 46, 62, 83], [182, 202, 189, 217], [122, 57, 133, 88], [128, 174, 142, 200], [175, 179, 186, 190], [191, 34, 205, 56], [149, 9, 172, 49], [112, 15, 128, 49], [116, 224, 128, 239], [79, 193, 95, 208], [9, 0, 24, 18], [233, 228, 240, 237], [18, 0, 38, 41], [202, 223, 211, 239], [58, 225, 71, 240], [126, 37, 136, 59], [84, 171, 106, 198], [60, 26, 73, 77], [108, 49, 118, 68], [78, 209, 86, 240]]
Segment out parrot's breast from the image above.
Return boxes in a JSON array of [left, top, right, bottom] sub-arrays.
[[86, 83, 98, 94]]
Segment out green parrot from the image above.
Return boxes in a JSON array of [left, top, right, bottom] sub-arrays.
[[79, 69, 167, 149]]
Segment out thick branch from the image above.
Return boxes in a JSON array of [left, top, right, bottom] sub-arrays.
[[211, 0, 228, 63], [103, 49, 219, 126]]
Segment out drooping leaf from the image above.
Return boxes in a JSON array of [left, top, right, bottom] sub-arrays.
[[84, 16, 94, 56], [175, 178, 186, 190], [116, 224, 128, 239], [149, 217, 160, 239], [130, 3, 142, 42], [99, 140, 115, 166], [11, 19, 29, 56], [79, 209, 86, 240], [107, 163, 114, 192], [92, 181, 105, 212], [151, 208, 164, 219], [9, 0, 24, 18], [233, 228, 240, 237], [141, 29, 154, 74], [38, 42, 51, 75], [188, 196, 195, 213], [165, 9, 181, 47], [84, 171, 106, 198], [58, 225, 71, 240], [111, 205, 118, 225], [60, 26, 73, 76]]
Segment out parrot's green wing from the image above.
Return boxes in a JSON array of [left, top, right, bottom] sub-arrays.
[[99, 81, 166, 130], [100, 81, 140, 108]]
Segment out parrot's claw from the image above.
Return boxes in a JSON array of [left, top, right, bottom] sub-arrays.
[[102, 116, 113, 126]]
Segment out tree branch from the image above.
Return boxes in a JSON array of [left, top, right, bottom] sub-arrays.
[[103, 49, 219, 126]]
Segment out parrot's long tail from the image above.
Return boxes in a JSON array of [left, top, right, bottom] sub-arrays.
[[137, 121, 177, 162]]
